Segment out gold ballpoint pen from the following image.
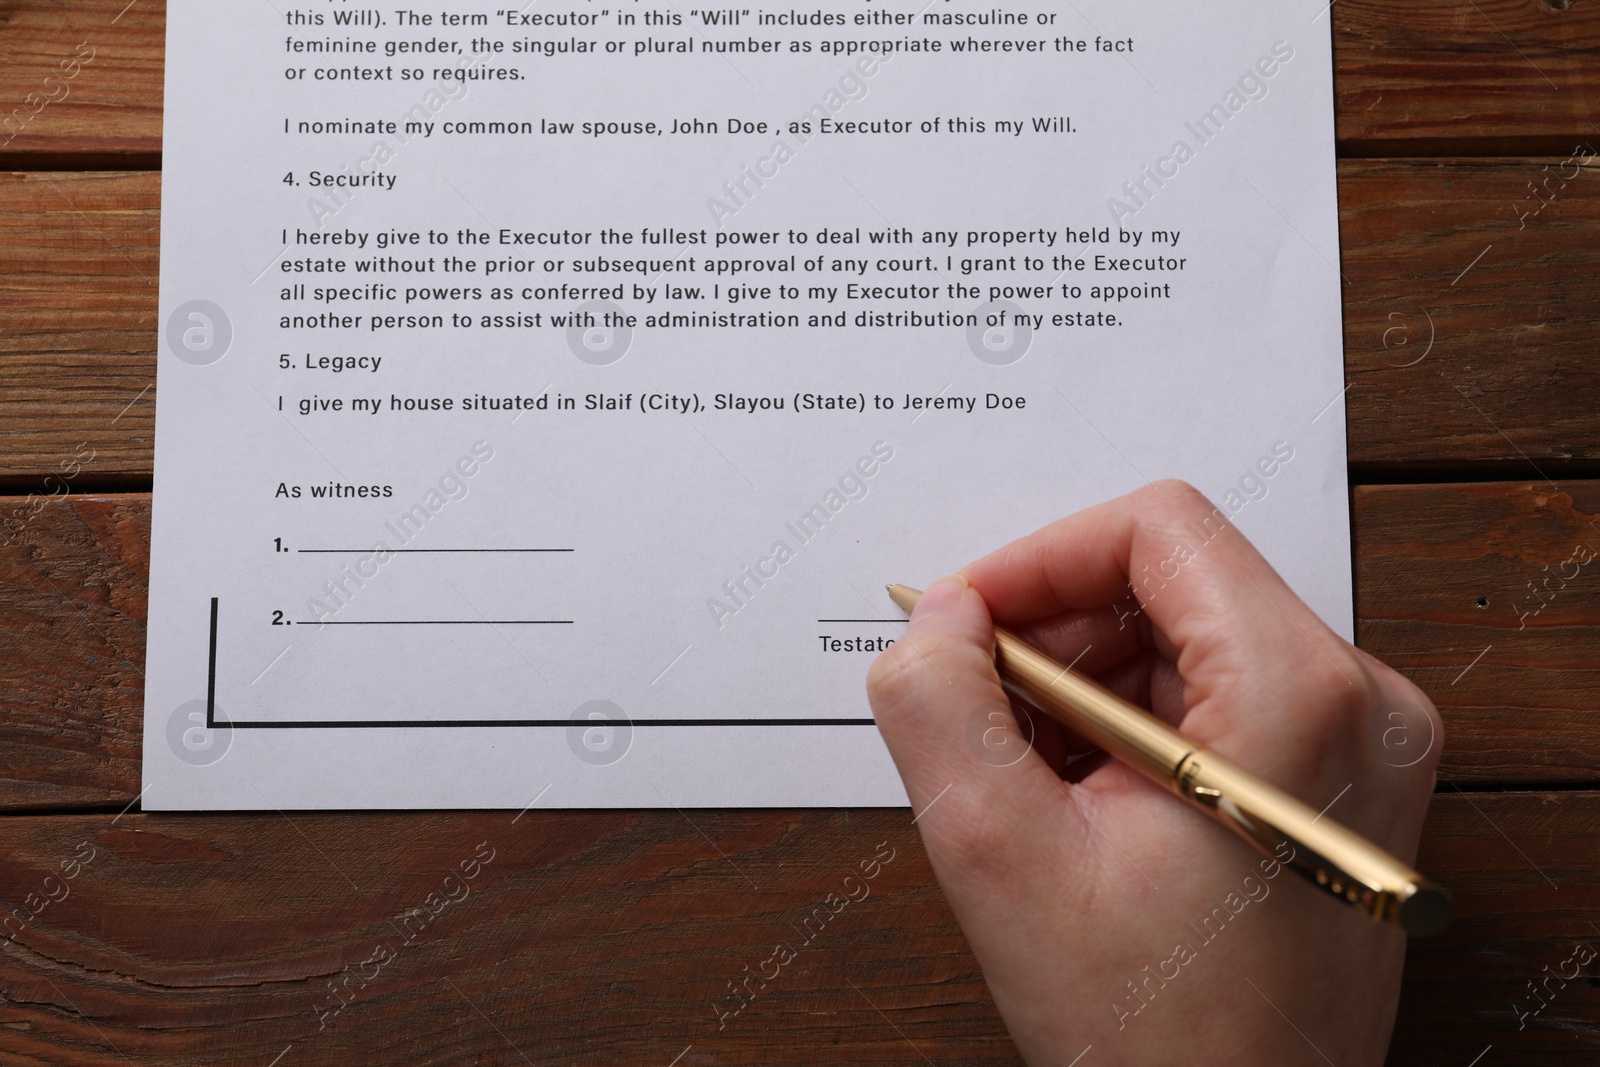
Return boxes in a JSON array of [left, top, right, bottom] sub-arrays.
[[886, 584, 1452, 936]]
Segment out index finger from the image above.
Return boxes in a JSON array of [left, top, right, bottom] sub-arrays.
[[958, 480, 1350, 680]]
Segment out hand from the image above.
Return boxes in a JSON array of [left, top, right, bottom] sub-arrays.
[[866, 480, 1442, 1066]]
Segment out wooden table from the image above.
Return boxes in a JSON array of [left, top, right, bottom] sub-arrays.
[[2, 2, 1597, 1062]]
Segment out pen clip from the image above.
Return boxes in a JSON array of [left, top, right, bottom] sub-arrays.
[[1175, 754, 1388, 921]]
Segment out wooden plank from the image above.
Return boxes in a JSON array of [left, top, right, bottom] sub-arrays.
[[2, 484, 1596, 809], [0, 0, 164, 165], [3, 160, 1600, 483], [2, 1, 1598, 161], [1341, 157, 1600, 471], [1392, 790, 1600, 1065], [0, 171, 158, 487], [1332, 0, 1600, 155], [1355, 481, 1600, 784], [0, 793, 1592, 1064], [0, 494, 145, 809]]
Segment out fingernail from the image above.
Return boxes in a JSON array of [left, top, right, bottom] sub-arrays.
[[914, 574, 969, 618]]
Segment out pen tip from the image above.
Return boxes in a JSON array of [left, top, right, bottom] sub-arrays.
[[885, 584, 895, 594], [884, 584, 921, 613]]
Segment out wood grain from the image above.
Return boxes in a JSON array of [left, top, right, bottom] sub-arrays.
[[0, 493, 145, 809], [1332, 0, 1600, 155], [3, 485, 1596, 811], [1355, 481, 1600, 786], [0, 0, 164, 165], [0, 171, 158, 487], [2, 0, 1598, 161], [0, 794, 1593, 1065], [3, 160, 1600, 485], [1340, 157, 1600, 472], [1391, 790, 1600, 1066]]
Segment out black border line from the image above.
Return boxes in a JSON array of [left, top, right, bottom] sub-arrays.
[[204, 597, 875, 730], [206, 596, 219, 728]]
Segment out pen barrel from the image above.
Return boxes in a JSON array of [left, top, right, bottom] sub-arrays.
[[1170, 748, 1443, 931]]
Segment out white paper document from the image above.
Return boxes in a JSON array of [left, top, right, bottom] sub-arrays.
[[145, 1, 1350, 809]]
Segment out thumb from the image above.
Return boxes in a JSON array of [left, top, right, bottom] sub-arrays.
[[868, 576, 1082, 873]]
